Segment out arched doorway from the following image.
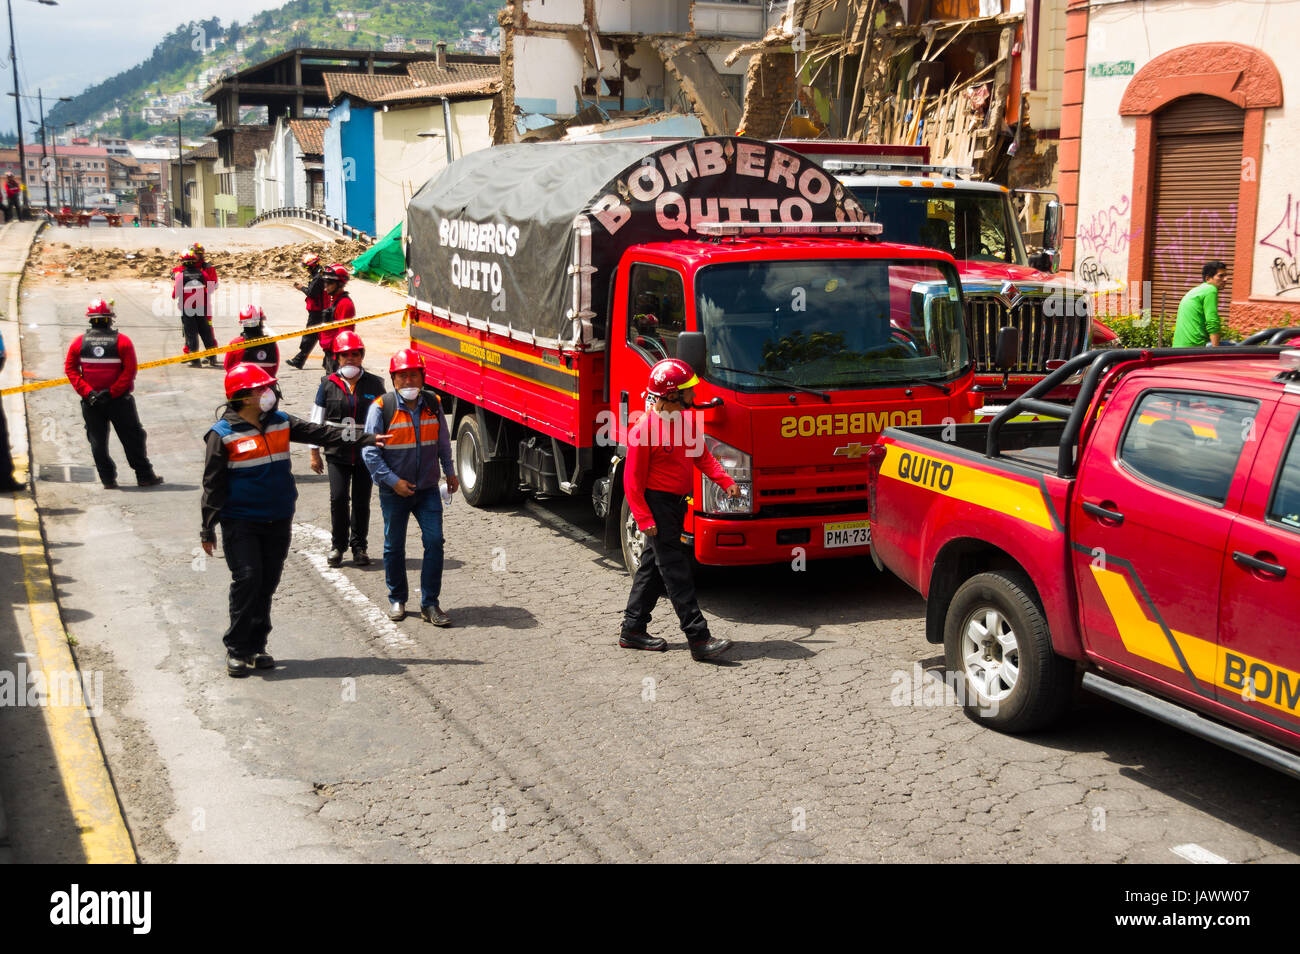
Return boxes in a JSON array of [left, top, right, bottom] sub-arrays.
[[1148, 95, 1244, 316]]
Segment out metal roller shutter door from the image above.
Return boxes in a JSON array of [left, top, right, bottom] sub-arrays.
[[1148, 95, 1244, 320]]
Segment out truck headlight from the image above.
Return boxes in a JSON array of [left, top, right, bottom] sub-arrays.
[[702, 436, 753, 514]]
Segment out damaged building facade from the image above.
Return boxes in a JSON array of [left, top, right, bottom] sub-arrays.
[[497, 0, 774, 140]]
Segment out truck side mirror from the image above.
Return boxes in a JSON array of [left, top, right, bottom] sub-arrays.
[[1041, 200, 1062, 270], [676, 331, 707, 375], [995, 326, 1020, 371]]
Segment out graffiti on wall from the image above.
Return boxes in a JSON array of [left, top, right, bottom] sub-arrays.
[[1260, 194, 1300, 295], [1075, 196, 1132, 290], [1077, 196, 1132, 256], [1151, 206, 1237, 290]]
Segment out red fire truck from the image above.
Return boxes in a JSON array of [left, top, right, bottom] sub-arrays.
[[868, 343, 1300, 775], [404, 136, 982, 572]]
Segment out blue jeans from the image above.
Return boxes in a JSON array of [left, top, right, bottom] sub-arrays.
[[378, 485, 444, 607]]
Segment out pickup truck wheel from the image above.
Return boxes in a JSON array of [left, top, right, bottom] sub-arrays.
[[455, 415, 508, 507], [619, 495, 646, 575], [943, 570, 1074, 733]]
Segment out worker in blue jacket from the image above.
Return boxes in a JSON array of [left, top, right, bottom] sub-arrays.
[[201, 363, 390, 677]]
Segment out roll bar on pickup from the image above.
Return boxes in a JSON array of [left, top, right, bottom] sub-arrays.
[[986, 333, 1300, 478]]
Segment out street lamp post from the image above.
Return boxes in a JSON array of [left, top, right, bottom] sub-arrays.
[[7, 0, 59, 218], [23, 90, 70, 215]]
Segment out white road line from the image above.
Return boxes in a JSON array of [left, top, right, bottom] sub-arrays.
[[1171, 843, 1231, 864], [137, 389, 185, 398], [291, 522, 415, 650]]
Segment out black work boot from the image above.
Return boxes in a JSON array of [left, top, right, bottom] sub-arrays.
[[352, 548, 370, 566], [619, 630, 667, 652], [326, 548, 343, 567], [689, 636, 733, 661], [285, 355, 306, 370], [226, 652, 254, 678], [252, 651, 275, 670]]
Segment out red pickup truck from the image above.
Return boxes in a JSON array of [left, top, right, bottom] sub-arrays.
[[867, 344, 1300, 777]]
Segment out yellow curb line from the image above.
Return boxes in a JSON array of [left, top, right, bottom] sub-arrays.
[[1, 307, 407, 396], [12, 489, 136, 864]]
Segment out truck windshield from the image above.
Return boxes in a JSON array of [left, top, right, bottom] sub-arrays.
[[696, 258, 969, 391], [848, 187, 1027, 266]]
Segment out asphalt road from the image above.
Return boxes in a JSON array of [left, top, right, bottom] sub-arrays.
[[8, 242, 1300, 862]]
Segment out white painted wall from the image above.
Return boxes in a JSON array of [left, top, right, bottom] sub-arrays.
[[515, 33, 586, 114], [523, 0, 584, 24], [374, 99, 495, 236], [1077, 0, 1300, 305]]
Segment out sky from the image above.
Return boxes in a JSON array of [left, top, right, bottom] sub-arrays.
[[3, 0, 280, 131]]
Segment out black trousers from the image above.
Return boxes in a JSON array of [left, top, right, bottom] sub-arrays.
[[181, 313, 217, 357], [292, 310, 326, 362], [0, 397, 15, 484], [80, 394, 155, 484], [622, 489, 710, 643], [220, 517, 293, 657], [327, 457, 372, 551]]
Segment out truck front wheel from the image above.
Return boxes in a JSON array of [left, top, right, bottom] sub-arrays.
[[943, 570, 1074, 733], [619, 495, 646, 575], [455, 415, 510, 507]]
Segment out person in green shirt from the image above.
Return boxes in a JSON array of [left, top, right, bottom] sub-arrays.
[[1172, 260, 1229, 347]]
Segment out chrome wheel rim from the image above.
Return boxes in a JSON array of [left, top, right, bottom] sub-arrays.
[[623, 506, 645, 569], [457, 430, 479, 492], [960, 605, 1019, 702]]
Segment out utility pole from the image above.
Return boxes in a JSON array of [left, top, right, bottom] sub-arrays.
[[177, 115, 185, 227], [8, 0, 26, 218], [35, 88, 48, 211]]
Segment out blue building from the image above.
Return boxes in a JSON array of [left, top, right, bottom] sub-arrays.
[[324, 97, 376, 237]]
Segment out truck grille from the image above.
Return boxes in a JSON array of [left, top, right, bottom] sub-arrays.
[[965, 296, 1090, 374]]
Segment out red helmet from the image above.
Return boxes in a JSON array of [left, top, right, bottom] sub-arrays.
[[646, 358, 699, 398], [86, 298, 115, 319], [179, 250, 197, 264], [238, 304, 265, 328], [389, 348, 424, 375], [302, 252, 320, 268], [323, 263, 350, 284], [224, 363, 277, 400], [333, 331, 365, 354]]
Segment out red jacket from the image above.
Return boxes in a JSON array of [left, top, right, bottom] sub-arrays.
[[318, 293, 355, 354], [66, 330, 137, 398], [223, 333, 280, 373], [623, 410, 734, 532], [171, 264, 219, 317], [4, 180, 18, 199]]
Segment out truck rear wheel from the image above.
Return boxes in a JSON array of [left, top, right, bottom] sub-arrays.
[[455, 415, 510, 507], [943, 570, 1074, 733], [619, 495, 646, 575]]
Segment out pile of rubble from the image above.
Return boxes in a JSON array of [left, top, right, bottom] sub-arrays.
[[26, 238, 372, 282]]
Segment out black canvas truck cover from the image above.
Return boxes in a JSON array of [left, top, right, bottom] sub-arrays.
[[405, 136, 867, 348]]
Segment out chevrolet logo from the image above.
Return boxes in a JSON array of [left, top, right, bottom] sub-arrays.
[[833, 442, 871, 460]]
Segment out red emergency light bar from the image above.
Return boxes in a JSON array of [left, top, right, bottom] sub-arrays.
[[694, 221, 884, 238]]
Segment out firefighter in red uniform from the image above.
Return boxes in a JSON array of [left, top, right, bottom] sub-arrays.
[[65, 299, 163, 489], [316, 264, 355, 375], [308, 331, 385, 567], [223, 305, 279, 373], [171, 249, 219, 367], [621, 358, 737, 661], [286, 252, 328, 369], [200, 364, 391, 677]]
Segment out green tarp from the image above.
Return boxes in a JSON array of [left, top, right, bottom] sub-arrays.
[[351, 222, 405, 281]]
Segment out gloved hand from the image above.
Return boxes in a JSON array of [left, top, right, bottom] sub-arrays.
[[87, 390, 110, 407]]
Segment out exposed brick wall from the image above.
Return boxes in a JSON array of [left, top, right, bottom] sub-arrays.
[[736, 52, 797, 139]]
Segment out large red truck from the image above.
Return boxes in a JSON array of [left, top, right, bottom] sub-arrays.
[[777, 141, 1118, 403], [403, 136, 982, 572], [867, 343, 1300, 777]]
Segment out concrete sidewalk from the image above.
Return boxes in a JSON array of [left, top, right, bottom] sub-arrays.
[[0, 219, 136, 863]]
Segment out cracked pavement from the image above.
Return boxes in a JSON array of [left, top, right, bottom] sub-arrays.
[[5, 246, 1300, 863]]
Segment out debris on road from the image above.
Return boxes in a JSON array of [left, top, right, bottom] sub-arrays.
[[25, 238, 373, 282]]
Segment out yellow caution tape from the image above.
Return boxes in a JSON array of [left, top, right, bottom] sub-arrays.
[[0, 308, 407, 397]]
